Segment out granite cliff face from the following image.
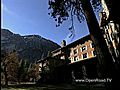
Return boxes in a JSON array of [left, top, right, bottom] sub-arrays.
[[1, 29, 60, 63]]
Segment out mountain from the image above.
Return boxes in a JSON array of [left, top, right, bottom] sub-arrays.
[[1, 29, 60, 63]]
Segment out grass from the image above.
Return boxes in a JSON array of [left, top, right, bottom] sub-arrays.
[[1, 83, 106, 90]]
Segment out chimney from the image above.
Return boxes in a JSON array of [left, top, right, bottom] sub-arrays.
[[61, 40, 66, 47]]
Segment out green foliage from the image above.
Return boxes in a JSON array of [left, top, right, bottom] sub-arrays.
[[48, 0, 101, 40], [1, 50, 19, 85], [17, 60, 26, 82], [27, 63, 40, 82], [48, 0, 101, 27], [17, 59, 36, 83], [1, 50, 39, 84]]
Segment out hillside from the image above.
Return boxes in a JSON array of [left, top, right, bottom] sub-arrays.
[[1, 29, 60, 63]]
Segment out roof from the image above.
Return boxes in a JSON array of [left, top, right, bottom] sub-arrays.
[[37, 34, 92, 63], [65, 34, 91, 48], [37, 56, 66, 63], [51, 34, 91, 53]]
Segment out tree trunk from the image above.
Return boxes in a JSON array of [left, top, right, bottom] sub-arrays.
[[4, 67, 8, 85], [80, 0, 114, 78]]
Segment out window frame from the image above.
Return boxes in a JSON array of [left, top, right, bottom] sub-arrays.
[[74, 56, 79, 61], [73, 49, 78, 55], [92, 50, 96, 57], [90, 42, 94, 48], [82, 53, 88, 59], [81, 45, 87, 52]]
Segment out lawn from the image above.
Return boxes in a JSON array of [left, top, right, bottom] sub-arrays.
[[1, 83, 106, 90]]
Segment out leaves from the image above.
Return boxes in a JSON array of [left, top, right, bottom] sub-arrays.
[[48, 0, 100, 41], [48, 0, 100, 26], [1, 50, 20, 84], [1, 50, 40, 84]]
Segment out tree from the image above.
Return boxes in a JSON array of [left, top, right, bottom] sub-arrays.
[[48, 0, 116, 88], [17, 59, 31, 83], [17, 59, 26, 83], [104, 0, 120, 25], [27, 63, 40, 82], [1, 50, 7, 85], [1, 50, 19, 85]]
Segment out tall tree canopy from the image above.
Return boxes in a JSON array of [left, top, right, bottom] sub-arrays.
[[48, 0, 101, 40], [48, 0, 101, 26]]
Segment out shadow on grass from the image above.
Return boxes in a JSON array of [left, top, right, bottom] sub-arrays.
[[1, 83, 106, 90]]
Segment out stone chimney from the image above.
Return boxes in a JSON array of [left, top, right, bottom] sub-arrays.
[[61, 40, 66, 47]]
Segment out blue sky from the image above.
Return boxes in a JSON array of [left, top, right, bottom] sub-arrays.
[[1, 0, 100, 45]]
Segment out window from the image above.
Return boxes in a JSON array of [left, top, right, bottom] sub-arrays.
[[74, 56, 78, 61], [82, 46, 87, 52], [93, 51, 96, 56], [83, 53, 87, 59], [91, 42, 95, 48], [60, 56, 65, 59], [73, 49, 77, 55]]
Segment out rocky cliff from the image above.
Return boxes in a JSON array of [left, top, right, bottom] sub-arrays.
[[1, 29, 60, 63]]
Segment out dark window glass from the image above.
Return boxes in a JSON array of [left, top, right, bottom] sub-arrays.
[[83, 53, 87, 59], [74, 56, 77, 61], [82, 46, 86, 52], [93, 51, 96, 56], [73, 49, 77, 54], [91, 42, 95, 48]]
